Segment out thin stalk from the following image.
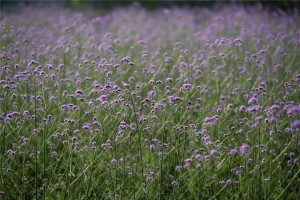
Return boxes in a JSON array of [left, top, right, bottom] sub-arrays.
[[43, 123, 47, 200], [85, 152, 95, 199], [257, 127, 261, 198], [129, 135, 136, 200], [0, 96, 7, 200], [159, 125, 165, 200], [34, 79, 38, 200], [128, 90, 146, 199], [113, 121, 117, 198]]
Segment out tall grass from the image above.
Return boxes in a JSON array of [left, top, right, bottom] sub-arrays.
[[0, 4, 299, 199]]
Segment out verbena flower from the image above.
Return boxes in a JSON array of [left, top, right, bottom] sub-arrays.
[[240, 144, 250, 156]]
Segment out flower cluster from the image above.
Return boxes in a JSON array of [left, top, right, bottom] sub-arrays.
[[1, 3, 299, 200]]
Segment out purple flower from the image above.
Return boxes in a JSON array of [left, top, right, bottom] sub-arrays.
[[111, 159, 117, 164], [171, 180, 178, 187], [195, 154, 203, 160], [248, 97, 258, 105], [232, 167, 241, 176], [184, 162, 191, 169], [82, 124, 92, 131], [166, 77, 173, 82], [51, 151, 58, 158], [255, 116, 264, 122], [226, 179, 233, 185], [228, 148, 238, 156], [264, 178, 270, 183], [210, 149, 218, 156], [7, 149, 16, 157], [291, 120, 300, 129], [184, 158, 193, 163], [240, 144, 250, 155], [175, 165, 182, 171]]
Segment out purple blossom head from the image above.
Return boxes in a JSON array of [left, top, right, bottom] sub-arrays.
[[7, 149, 16, 157], [175, 165, 182, 171], [291, 120, 300, 130], [228, 148, 238, 156], [210, 149, 218, 156], [171, 180, 178, 187], [240, 144, 250, 156], [51, 151, 58, 158], [264, 178, 270, 183]]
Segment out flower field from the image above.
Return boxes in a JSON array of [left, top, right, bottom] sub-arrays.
[[1, 4, 300, 199]]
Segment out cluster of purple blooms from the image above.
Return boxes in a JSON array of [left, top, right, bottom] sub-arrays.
[[1, 3, 299, 199]]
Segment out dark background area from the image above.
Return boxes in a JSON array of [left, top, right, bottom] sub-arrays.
[[1, 0, 299, 12]]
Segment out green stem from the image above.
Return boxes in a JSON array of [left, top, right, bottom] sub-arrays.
[[34, 79, 38, 200], [128, 90, 146, 199]]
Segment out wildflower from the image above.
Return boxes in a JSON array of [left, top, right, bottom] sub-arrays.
[[226, 179, 233, 185], [164, 78, 173, 84], [210, 149, 218, 156], [195, 154, 203, 160], [51, 151, 58, 158], [7, 149, 16, 157], [232, 167, 242, 176], [255, 116, 264, 122], [82, 124, 92, 131], [290, 152, 295, 157], [171, 180, 178, 187], [228, 148, 238, 156], [291, 120, 300, 129], [75, 89, 84, 96], [175, 165, 182, 171], [185, 158, 193, 163], [264, 178, 270, 183], [240, 144, 250, 156]]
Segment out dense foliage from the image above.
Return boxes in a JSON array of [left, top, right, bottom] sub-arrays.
[[1, 4, 299, 199]]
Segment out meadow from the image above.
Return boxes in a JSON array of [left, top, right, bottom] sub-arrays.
[[0, 4, 299, 200]]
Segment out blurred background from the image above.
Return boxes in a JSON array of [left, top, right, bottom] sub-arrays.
[[1, 0, 299, 12]]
